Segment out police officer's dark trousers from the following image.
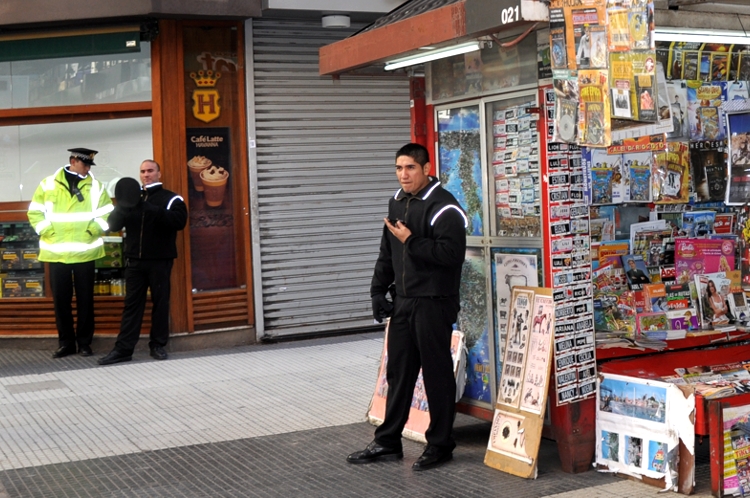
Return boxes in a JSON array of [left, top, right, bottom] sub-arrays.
[[115, 258, 173, 353], [49, 261, 96, 349], [374, 295, 460, 450]]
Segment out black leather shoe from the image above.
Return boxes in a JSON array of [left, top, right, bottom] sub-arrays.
[[52, 346, 77, 359], [150, 346, 168, 360], [346, 441, 403, 464], [412, 445, 453, 471], [98, 350, 132, 366], [78, 346, 93, 357]]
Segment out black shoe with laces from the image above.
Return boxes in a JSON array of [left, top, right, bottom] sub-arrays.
[[150, 346, 168, 360], [412, 445, 453, 471], [98, 349, 132, 366], [346, 441, 403, 464]]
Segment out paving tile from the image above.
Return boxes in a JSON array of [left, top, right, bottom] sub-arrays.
[[0, 333, 719, 497]]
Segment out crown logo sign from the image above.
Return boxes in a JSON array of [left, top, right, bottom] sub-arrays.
[[190, 70, 221, 88]]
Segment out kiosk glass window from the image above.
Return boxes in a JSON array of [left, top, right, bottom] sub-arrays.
[[485, 94, 541, 238]]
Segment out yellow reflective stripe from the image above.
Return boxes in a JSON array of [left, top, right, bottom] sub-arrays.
[[95, 218, 109, 231], [46, 211, 97, 222], [39, 239, 104, 253], [28, 202, 46, 212], [89, 177, 101, 211], [42, 175, 57, 190], [94, 203, 114, 217], [34, 220, 52, 234]]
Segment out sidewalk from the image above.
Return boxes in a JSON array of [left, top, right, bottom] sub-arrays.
[[0, 332, 713, 497]]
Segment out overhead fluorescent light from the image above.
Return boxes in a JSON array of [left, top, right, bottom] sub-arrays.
[[654, 28, 750, 45], [384, 41, 482, 71]]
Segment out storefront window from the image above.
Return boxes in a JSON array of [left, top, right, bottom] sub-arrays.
[[0, 42, 151, 109], [0, 117, 153, 201]]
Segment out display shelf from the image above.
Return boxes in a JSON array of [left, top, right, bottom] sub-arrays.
[[596, 330, 750, 360]]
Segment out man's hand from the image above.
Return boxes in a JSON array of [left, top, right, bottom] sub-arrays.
[[384, 217, 411, 244], [372, 294, 394, 323]]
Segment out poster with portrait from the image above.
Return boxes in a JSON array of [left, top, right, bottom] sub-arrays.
[[726, 110, 750, 205], [486, 287, 555, 479], [368, 321, 466, 443]]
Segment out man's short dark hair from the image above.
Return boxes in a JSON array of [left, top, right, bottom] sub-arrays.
[[396, 143, 430, 166]]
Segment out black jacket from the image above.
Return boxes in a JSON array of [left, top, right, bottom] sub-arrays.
[[371, 177, 467, 298], [108, 183, 187, 260]]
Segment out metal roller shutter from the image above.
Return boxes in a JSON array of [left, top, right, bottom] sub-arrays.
[[249, 18, 410, 338]]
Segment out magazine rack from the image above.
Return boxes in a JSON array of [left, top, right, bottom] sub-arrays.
[[599, 342, 750, 496]]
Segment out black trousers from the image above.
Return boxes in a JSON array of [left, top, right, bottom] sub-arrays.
[[374, 295, 460, 450], [49, 261, 96, 349], [115, 258, 173, 354]]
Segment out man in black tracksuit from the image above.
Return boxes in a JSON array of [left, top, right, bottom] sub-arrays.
[[347, 143, 467, 471], [98, 160, 187, 365]]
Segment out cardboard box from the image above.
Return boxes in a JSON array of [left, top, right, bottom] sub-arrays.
[[2, 274, 44, 298], [96, 242, 123, 269], [0, 248, 42, 270]]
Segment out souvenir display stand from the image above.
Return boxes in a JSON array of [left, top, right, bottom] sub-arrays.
[[430, 31, 600, 473]]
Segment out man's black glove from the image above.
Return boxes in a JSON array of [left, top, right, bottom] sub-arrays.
[[372, 294, 394, 323]]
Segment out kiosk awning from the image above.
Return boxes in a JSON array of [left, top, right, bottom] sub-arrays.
[[318, 0, 549, 76]]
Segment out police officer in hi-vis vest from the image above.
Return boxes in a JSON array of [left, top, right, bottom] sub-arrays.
[[28, 148, 113, 358]]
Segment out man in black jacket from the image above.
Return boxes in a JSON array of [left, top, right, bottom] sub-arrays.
[[347, 143, 467, 471], [98, 160, 187, 365]]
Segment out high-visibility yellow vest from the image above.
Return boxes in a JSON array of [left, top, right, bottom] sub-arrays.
[[27, 167, 114, 263]]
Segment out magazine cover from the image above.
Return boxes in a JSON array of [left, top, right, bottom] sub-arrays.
[[628, 2, 650, 51], [565, 3, 606, 71], [634, 55, 658, 123], [681, 211, 716, 238], [653, 141, 690, 203], [621, 254, 651, 291], [675, 238, 735, 284], [594, 290, 637, 335], [694, 273, 732, 329], [607, 2, 630, 52], [726, 112, 750, 205], [610, 54, 633, 119], [549, 6, 568, 70], [589, 25, 608, 69], [623, 151, 653, 202], [666, 308, 700, 330], [637, 312, 669, 333], [579, 69, 611, 147], [687, 82, 727, 141], [690, 140, 727, 202], [554, 76, 580, 143], [666, 80, 688, 140]]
